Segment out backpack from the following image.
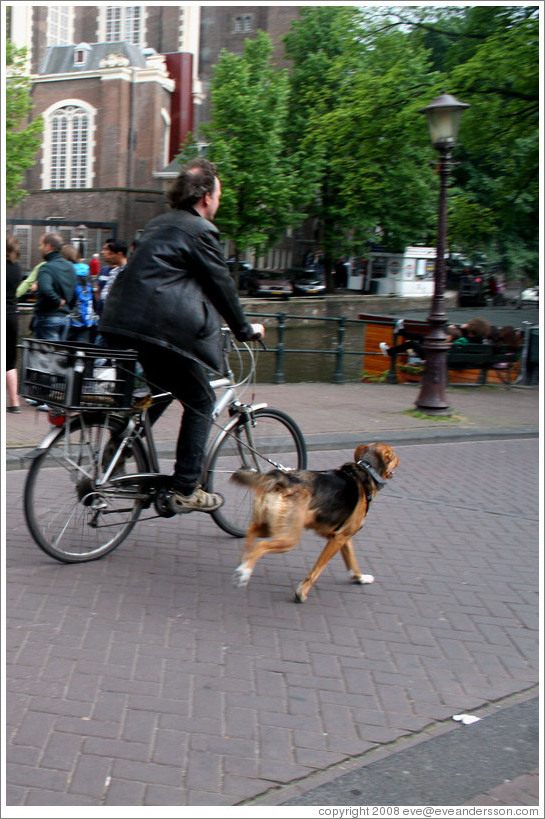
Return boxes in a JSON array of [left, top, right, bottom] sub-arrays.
[[70, 281, 99, 328]]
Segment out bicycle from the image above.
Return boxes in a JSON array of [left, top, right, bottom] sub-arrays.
[[19, 331, 307, 564]]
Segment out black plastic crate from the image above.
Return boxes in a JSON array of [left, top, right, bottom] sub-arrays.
[[19, 338, 138, 410]]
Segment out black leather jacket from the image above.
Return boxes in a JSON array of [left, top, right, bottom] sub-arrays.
[[99, 208, 256, 372]]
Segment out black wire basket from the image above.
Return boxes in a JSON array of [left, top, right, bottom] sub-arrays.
[[19, 338, 138, 410]]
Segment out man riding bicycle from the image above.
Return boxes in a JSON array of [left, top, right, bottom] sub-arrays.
[[99, 158, 264, 514]]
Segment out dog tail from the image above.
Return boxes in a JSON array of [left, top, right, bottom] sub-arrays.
[[231, 469, 294, 491]]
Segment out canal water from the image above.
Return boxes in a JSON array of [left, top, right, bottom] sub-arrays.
[[234, 319, 370, 384], [17, 301, 538, 385]]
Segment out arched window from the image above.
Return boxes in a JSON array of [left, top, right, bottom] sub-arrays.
[[42, 101, 95, 189]]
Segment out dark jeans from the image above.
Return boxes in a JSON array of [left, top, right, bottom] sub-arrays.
[[34, 314, 70, 341], [134, 344, 215, 495], [389, 331, 426, 360]]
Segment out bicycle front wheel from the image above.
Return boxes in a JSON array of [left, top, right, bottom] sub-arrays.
[[24, 414, 148, 563], [206, 407, 307, 538]]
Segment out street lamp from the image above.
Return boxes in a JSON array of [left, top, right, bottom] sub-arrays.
[[415, 92, 469, 414]]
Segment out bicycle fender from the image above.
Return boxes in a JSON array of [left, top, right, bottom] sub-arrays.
[[25, 426, 65, 457]]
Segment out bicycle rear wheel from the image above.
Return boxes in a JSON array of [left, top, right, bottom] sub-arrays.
[[205, 407, 307, 538], [24, 414, 148, 563]]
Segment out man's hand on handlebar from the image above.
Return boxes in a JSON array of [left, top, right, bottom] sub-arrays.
[[250, 323, 265, 341]]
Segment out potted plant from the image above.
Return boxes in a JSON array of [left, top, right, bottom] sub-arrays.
[[398, 362, 424, 383]]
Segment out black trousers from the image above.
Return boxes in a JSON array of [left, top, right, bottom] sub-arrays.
[[389, 331, 426, 360], [127, 342, 215, 494]]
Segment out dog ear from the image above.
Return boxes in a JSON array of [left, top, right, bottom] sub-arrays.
[[353, 444, 369, 462], [380, 445, 399, 477]]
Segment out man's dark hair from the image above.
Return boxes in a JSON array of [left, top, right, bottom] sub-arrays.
[[167, 158, 218, 210], [104, 238, 128, 256]]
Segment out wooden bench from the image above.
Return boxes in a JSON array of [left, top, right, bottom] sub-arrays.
[[359, 313, 522, 386], [447, 343, 522, 386], [359, 313, 429, 383]]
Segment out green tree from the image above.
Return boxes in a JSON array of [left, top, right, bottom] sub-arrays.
[[202, 31, 301, 279], [448, 7, 539, 280], [283, 7, 440, 287], [283, 6, 363, 289], [6, 39, 43, 209], [370, 5, 539, 279]]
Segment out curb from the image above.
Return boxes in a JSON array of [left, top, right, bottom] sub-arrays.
[[243, 689, 539, 807], [4, 426, 539, 471]]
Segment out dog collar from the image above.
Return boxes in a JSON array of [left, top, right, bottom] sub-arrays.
[[355, 459, 388, 490]]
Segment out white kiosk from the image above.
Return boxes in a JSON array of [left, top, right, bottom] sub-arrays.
[[363, 246, 436, 297]]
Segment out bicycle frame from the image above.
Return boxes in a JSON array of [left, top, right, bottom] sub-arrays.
[[22, 334, 307, 559]]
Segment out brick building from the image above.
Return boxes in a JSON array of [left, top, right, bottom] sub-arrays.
[[7, 4, 302, 270]]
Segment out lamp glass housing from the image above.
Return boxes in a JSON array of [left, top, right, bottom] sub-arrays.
[[420, 93, 469, 148]]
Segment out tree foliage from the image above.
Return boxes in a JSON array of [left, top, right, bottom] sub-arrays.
[[198, 6, 538, 282], [201, 31, 301, 266], [368, 5, 539, 278], [6, 40, 43, 209]]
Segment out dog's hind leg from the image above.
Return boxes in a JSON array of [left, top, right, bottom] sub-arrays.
[[340, 539, 375, 586], [295, 535, 347, 603]]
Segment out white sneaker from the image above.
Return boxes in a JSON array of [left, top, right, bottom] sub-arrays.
[[379, 342, 390, 356], [168, 486, 224, 514], [394, 319, 404, 333]]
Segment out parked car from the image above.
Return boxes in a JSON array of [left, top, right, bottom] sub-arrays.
[[521, 285, 539, 304], [226, 258, 252, 290], [286, 267, 326, 297], [246, 269, 292, 299], [457, 272, 489, 307]]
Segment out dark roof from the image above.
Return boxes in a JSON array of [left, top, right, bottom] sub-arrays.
[[39, 42, 147, 74]]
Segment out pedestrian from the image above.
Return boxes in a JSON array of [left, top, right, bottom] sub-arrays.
[[379, 321, 469, 362], [99, 239, 127, 304], [62, 243, 89, 278], [16, 260, 43, 302], [95, 238, 128, 316], [62, 246, 99, 343], [99, 158, 264, 514], [33, 233, 77, 342], [89, 252, 101, 277], [6, 234, 22, 413], [448, 317, 491, 343]]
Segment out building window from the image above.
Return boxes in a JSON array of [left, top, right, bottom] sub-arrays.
[[73, 44, 91, 66], [102, 5, 144, 45], [43, 102, 95, 190], [47, 6, 74, 46], [234, 14, 254, 34]]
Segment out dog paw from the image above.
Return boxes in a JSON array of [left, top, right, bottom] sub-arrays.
[[352, 573, 375, 585], [233, 565, 252, 587], [294, 583, 307, 603]]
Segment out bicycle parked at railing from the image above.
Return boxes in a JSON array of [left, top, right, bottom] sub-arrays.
[[19, 330, 307, 563]]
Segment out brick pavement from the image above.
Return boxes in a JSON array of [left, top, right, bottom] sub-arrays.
[[3, 397, 540, 810], [4, 379, 540, 467]]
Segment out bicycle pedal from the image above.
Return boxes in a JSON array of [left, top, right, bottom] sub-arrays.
[[154, 487, 177, 518]]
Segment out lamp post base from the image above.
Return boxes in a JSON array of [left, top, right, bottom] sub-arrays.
[[415, 341, 451, 415], [415, 401, 452, 417]]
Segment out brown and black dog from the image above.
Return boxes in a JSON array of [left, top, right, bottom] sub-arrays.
[[232, 443, 399, 603]]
